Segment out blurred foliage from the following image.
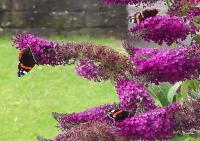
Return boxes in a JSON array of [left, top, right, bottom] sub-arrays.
[[148, 79, 200, 106]]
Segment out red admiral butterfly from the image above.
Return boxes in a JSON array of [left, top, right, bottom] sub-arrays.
[[129, 8, 159, 24], [107, 109, 130, 121], [18, 48, 36, 77]]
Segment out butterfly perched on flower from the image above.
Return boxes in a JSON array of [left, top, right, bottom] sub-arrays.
[[18, 48, 37, 77], [107, 109, 130, 121], [129, 8, 159, 24]]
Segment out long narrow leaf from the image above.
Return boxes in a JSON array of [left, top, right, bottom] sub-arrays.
[[167, 81, 182, 103], [147, 87, 163, 107]]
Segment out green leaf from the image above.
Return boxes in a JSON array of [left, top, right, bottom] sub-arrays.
[[147, 86, 163, 107], [195, 16, 200, 23], [148, 83, 172, 106], [180, 80, 189, 101], [172, 42, 177, 48], [192, 34, 200, 44], [165, 0, 172, 7], [189, 79, 199, 91], [167, 81, 182, 103], [172, 135, 191, 141]]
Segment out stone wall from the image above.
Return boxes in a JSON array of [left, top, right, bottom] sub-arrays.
[[0, 0, 128, 37]]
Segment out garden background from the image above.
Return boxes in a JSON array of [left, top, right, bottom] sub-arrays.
[[0, 0, 199, 141]]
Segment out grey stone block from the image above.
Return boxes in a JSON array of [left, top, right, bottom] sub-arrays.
[[0, 27, 57, 36], [13, 0, 60, 11], [0, 0, 11, 11], [11, 12, 49, 28], [85, 11, 127, 27], [61, 27, 126, 38], [11, 12, 72, 28], [0, 12, 12, 27], [42, 0, 126, 12], [71, 12, 86, 27]]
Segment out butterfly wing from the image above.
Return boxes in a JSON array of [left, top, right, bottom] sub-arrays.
[[106, 109, 130, 121], [18, 48, 36, 77], [142, 8, 159, 20]]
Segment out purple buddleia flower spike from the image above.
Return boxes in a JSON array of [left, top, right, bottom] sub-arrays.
[[134, 44, 200, 84], [13, 34, 63, 65], [13, 33, 135, 81], [173, 100, 200, 133], [53, 121, 121, 141], [115, 79, 157, 112], [58, 104, 119, 129], [41, 100, 200, 140], [187, 7, 200, 32], [130, 16, 196, 45], [117, 101, 200, 140], [167, 0, 199, 17], [188, 7, 200, 19], [75, 59, 109, 82], [127, 47, 159, 66], [116, 103, 180, 140]]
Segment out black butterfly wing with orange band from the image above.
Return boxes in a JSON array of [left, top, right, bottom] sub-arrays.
[[107, 109, 130, 121], [129, 8, 159, 24], [18, 48, 36, 77], [142, 8, 159, 20]]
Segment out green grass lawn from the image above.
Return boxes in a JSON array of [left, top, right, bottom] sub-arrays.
[[0, 35, 122, 141]]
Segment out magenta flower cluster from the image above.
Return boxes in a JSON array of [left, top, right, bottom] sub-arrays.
[[13, 34, 62, 66], [173, 100, 200, 133], [131, 44, 200, 84], [75, 59, 109, 82], [188, 7, 200, 19], [40, 100, 200, 141], [53, 121, 120, 141], [128, 47, 159, 66], [13, 34, 135, 81], [58, 104, 115, 129], [167, 0, 199, 17], [116, 103, 179, 140], [116, 79, 157, 111], [130, 16, 195, 45], [187, 7, 200, 33]]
